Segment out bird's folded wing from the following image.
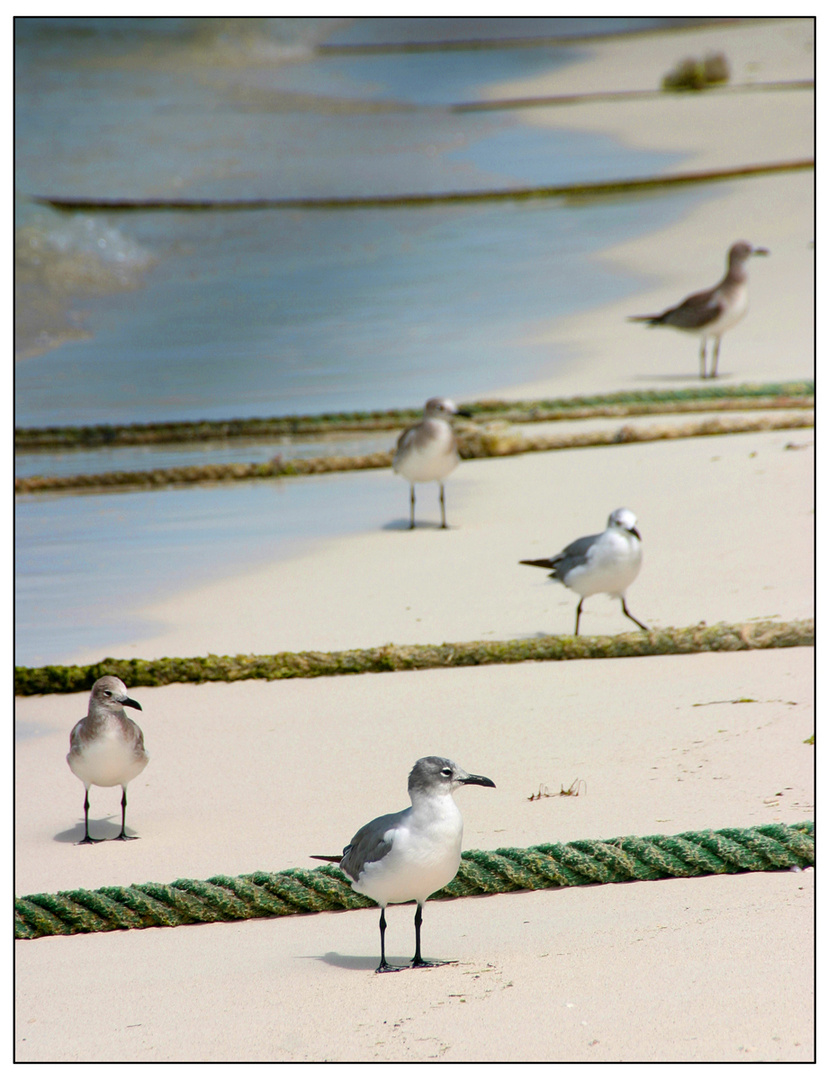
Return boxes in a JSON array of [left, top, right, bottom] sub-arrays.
[[340, 813, 399, 879], [664, 289, 725, 329]]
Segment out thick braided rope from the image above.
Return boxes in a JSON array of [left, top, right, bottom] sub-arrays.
[[15, 822, 813, 940]]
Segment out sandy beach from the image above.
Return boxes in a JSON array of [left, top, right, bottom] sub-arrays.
[[15, 19, 814, 1063]]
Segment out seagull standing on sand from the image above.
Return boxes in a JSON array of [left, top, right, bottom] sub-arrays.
[[312, 756, 495, 973], [628, 241, 769, 378], [393, 397, 471, 529], [520, 508, 648, 636], [67, 675, 149, 844]]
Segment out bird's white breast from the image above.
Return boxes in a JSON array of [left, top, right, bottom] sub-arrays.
[[352, 799, 464, 906], [701, 283, 749, 337], [393, 420, 459, 483], [68, 722, 147, 788], [565, 528, 642, 598]]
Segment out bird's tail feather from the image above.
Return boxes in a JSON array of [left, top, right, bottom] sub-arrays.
[[310, 854, 342, 863], [520, 557, 558, 570]]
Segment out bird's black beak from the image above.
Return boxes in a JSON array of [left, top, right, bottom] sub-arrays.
[[456, 408, 473, 418], [123, 697, 142, 711], [753, 247, 770, 256], [630, 526, 641, 540], [462, 774, 496, 788]]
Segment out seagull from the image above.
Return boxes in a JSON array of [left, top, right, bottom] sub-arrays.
[[628, 241, 769, 378], [393, 397, 471, 529], [520, 507, 648, 636], [312, 756, 495, 972], [66, 675, 149, 844]]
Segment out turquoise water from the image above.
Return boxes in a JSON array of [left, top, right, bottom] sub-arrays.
[[15, 17, 713, 665]]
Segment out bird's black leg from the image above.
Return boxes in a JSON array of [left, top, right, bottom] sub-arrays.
[[621, 598, 649, 632], [76, 789, 103, 845], [375, 908, 403, 973], [411, 903, 450, 968], [115, 786, 138, 841], [710, 337, 721, 378], [409, 484, 416, 530], [439, 483, 447, 529], [574, 598, 584, 636], [411, 903, 431, 966], [699, 338, 708, 379]]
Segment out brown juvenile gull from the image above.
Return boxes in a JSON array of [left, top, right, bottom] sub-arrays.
[[393, 397, 471, 529], [520, 508, 647, 636], [66, 675, 149, 844], [312, 756, 495, 973], [628, 241, 769, 378]]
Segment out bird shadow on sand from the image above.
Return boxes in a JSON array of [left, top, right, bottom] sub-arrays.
[[312, 952, 400, 971], [311, 952, 457, 971], [631, 371, 731, 382], [53, 819, 138, 844], [382, 518, 459, 531]]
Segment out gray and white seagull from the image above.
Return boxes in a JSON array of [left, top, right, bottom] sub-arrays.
[[520, 507, 648, 636], [312, 756, 495, 972], [66, 675, 149, 844], [629, 241, 769, 378], [393, 397, 471, 529]]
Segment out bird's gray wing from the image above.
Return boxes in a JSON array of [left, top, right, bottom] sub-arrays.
[[68, 719, 84, 753], [392, 425, 417, 470], [553, 532, 602, 579], [130, 721, 147, 754], [660, 287, 724, 330], [340, 810, 402, 881], [521, 532, 600, 578]]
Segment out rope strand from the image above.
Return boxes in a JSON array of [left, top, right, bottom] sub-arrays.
[[15, 821, 813, 940]]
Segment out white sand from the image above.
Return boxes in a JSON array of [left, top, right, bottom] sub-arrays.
[[15, 19, 814, 1063]]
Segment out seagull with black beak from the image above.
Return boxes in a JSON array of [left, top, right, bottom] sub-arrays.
[[312, 756, 495, 972], [67, 675, 148, 844], [521, 508, 648, 636]]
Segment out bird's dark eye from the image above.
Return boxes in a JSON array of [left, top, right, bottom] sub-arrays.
[[441, 767, 452, 777]]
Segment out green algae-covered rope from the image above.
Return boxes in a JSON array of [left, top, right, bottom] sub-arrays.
[[14, 382, 813, 450], [13, 411, 814, 495], [14, 822, 813, 940], [13, 618, 814, 696], [30, 158, 814, 214]]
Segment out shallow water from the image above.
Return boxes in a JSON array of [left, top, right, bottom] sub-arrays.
[[15, 191, 699, 431], [15, 470, 410, 666], [15, 17, 714, 666], [15, 15, 691, 416]]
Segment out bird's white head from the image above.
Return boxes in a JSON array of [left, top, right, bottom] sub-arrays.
[[607, 507, 641, 540]]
